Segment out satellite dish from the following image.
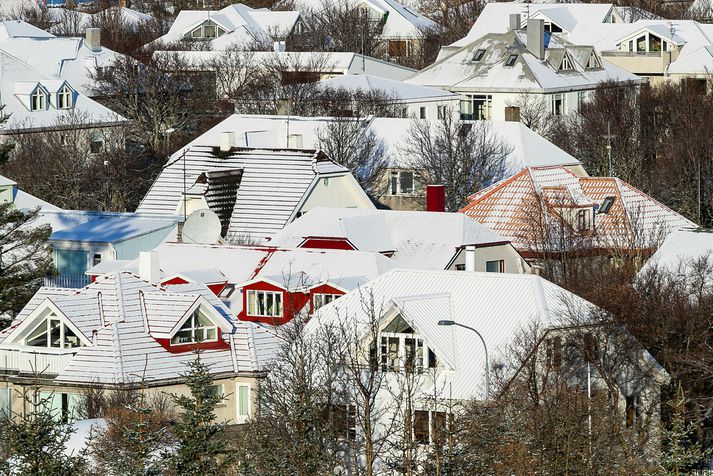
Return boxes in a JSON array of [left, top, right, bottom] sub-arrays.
[[181, 209, 221, 244]]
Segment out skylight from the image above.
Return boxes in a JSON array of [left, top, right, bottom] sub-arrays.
[[505, 54, 518, 67], [472, 49, 486, 62]]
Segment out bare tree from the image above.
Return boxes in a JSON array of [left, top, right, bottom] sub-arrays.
[[400, 112, 510, 211]]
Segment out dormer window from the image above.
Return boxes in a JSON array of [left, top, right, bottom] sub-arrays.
[[31, 87, 47, 112], [313, 293, 341, 311], [505, 54, 518, 67], [246, 290, 283, 318], [188, 21, 226, 40], [576, 209, 591, 231], [559, 54, 573, 71], [25, 314, 82, 349], [586, 52, 600, 69], [472, 49, 485, 62], [171, 309, 217, 345], [57, 84, 73, 109], [378, 314, 436, 373]]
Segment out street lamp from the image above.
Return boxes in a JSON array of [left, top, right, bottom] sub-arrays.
[[437, 319, 490, 400]]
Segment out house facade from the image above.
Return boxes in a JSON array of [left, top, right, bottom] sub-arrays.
[[0, 269, 279, 424]]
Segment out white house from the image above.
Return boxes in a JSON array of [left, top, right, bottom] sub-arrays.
[[317, 73, 460, 119], [406, 17, 642, 122], [268, 206, 531, 273], [304, 269, 668, 455], [137, 142, 374, 242], [152, 3, 303, 50]]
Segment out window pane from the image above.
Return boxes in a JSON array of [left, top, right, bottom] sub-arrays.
[[266, 292, 274, 316], [26, 320, 48, 347], [63, 325, 81, 349], [49, 319, 61, 348], [388, 337, 399, 371], [247, 291, 256, 315], [171, 330, 193, 345], [204, 25, 216, 38], [274, 293, 282, 316], [195, 311, 212, 328], [205, 328, 216, 341], [400, 172, 414, 194], [414, 411, 430, 444], [238, 385, 249, 416], [257, 292, 266, 316], [486, 260, 503, 273]]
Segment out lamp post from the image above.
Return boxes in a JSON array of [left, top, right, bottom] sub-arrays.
[[437, 319, 490, 400]]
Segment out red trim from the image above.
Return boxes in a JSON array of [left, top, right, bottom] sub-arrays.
[[162, 276, 190, 286], [161, 276, 228, 297], [155, 329, 230, 354], [308, 284, 345, 314], [238, 281, 310, 325], [298, 237, 357, 251]]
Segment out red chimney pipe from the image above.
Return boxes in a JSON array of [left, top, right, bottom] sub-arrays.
[[426, 185, 446, 212]]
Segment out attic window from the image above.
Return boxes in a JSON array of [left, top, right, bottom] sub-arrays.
[[188, 21, 226, 40], [57, 84, 73, 109], [31, 87, 47, 112], [505, 54, 518, 67], [559, 54, 573, 71], [313, 293, 341, 311], [586, 52, 600, 69], [25, 314, 82, 349], [598, 196, 616, 214], [246, 290, 283, 318], [171, 309, 217, 345], [472, 49, 486, 62]]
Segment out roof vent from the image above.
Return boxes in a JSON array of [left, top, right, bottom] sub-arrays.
[[220, 131, 235, 152]]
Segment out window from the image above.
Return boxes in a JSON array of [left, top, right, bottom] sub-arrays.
[[559, 54, 573, 71], [219, 284, 236, 299], [437, 105, 446, 119], [419, 106, 426, 119], [38, 391, 81, 423], [0, 388, 10, 419], [313, 293, 341, 311], [209, 384, 226, 406], [545, 336, 562, 369], [188, 21, 226, 40], [380, 333, 432, 373], [625, 394, 640, 428], [246, 290, 283, 318], [649, 33, 662, 52], [636, 35, 646, 52], [576, 209, 591, 231], [598, 196, 615, 214], [505, 54, 518, 67], [237, 383, 250, 422], [31, 87, 47, 111], [544, 21, 563, 34], [92, 254, 102, 267], [551, 94, 565, 116], [577, 90, 590, 108], [388, 40, 410, 57], [203, 24, 216, 38], [586, 52, 600, 69], [26, 315, 82, 349], [334, 404, 357, 440], [414, 410, 430, 444], [57, 84, 73, 109], [90, 135, 104, 154], [485, 260, 505, 273], [583, 333, 598, 363], [389, 171, 418, 196], [472, 48, 485, 62], [170, 309, 217, 345], [460, 94, 492, 120]]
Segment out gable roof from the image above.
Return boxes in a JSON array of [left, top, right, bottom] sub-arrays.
[[460, 166, 695, 252], [408, 29, 641, 94], [137, 146, 363, 241], [637, 227, 713, 282], [0, 272, 278, 384], [307, 269, 596, 399], [269, 207, 510, 269]]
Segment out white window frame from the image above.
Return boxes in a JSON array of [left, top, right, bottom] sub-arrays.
[[313, 293, 341, 311], [236, 382, 251, 423], [31, 87, 47, 112], [586, 53, 600, 69], [559, 54, 573, 71], [170, 309, 218, 346], [246, 289, 283, 318], [25, 314, 83, 350], [379, 332, 430, 373], [551, 93, 565, 116], [413, 409, 448, 446], [437, 105, 446, 119], [460, 94, 492, 120], [577, 90, 590, 108], [389, 170, 418, 196], [57, 85, 73, 109], [485, 260, 505, 273], [210, 383, 226, 407], [505, 54, 518, 67]]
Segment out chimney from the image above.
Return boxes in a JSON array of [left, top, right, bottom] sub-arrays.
[[139, 251, 160, 283], [527, 18, 545, 60], [220, 131, 235, 152], [426, 184, 446, 212], [509, 13, 521, 31], [505, 106, 521, 122], [85, 28, 101, 52], [465, 245, 476, 272], [273, 41, 286, 52]]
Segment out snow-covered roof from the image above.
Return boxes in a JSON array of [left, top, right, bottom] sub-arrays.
[[318, 73, 458, 102], [569, 20, 713, 77], [0, 22, 121, 97], [0, 51, 123, 132], [452, 2, 620, 47], [154, 49, 416, 80], [0, 20, 53, 41], [43, 7, 154, 35], [48, 212, 178, 243], [637, 227, 713, 281], [460, 166, 695, 252], [0, 271, 280, 384], [408, 29, 642, 94], [296, 0, 439, 39], [183, 114, 581, 173], [87, 242, 398, 314], [154, 4, 301, 50], [137, 146, 367, 241], [307, 268, 596, 399], [269, 207, 511, 269]]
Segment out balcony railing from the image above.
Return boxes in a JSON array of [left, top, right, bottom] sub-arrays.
[[44, 275, 92, 289], [0, 347, 77, 375], [600, 51, 662, 57]]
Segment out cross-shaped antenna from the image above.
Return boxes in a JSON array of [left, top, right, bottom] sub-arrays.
[[601, 120, 617, 177]]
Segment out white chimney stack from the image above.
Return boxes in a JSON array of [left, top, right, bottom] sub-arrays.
[[85, 28, 101, 52], [465, 245, 476, 272], [139, 251, 160, 283], [220, 131, 235, 152], [527, 19, 546, 60]]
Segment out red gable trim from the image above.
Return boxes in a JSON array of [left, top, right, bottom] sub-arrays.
[[154, 330, 230, 354], [298, 237, 357, 251]]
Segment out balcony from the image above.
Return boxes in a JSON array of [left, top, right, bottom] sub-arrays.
[[44, 274, 92, 289], [0, 347, 77, 375]]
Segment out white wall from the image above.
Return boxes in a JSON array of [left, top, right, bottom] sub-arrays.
[[300, 174, 375, 215]]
